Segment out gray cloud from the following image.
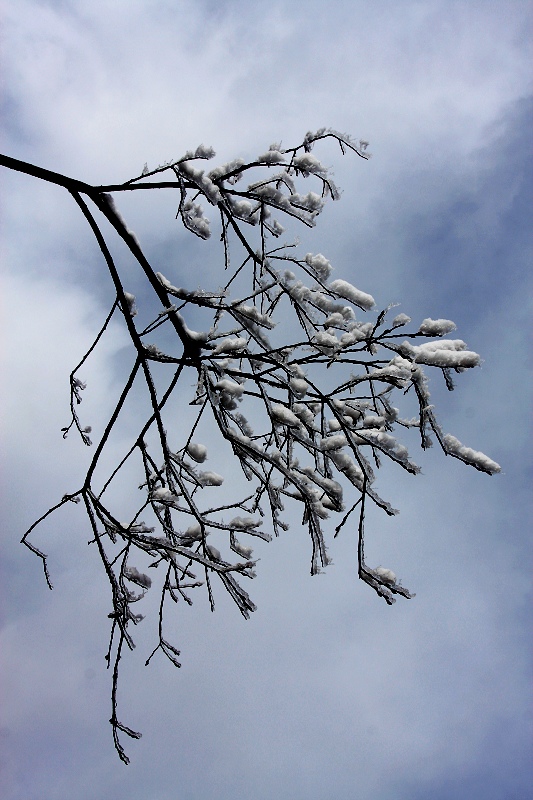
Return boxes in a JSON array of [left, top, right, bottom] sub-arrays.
[[1, 1, 531, 798]]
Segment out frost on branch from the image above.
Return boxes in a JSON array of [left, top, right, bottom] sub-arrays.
[[15, 128, 499, 763]]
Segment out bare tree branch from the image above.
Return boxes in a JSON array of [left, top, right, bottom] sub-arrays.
[[2, 128, 500, 761]]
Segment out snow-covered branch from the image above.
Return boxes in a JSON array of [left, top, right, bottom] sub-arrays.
[[3, 129, 499, 762]]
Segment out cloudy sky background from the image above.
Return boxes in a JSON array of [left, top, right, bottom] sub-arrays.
[[1, 1, 532, 798]]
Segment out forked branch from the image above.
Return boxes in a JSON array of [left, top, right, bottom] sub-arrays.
[[2, 129, 500, 761]]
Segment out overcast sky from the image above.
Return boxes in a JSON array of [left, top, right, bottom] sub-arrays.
[[1, 2, 532, 799]]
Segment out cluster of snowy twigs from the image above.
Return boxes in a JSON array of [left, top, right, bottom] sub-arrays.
[[1, 130, 500, 762]]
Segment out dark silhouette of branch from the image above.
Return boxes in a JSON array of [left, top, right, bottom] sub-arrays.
[[2, 128, 500, 761]]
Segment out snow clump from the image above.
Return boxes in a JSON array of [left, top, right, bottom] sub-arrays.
[[391, 313, 411, 328], [211, 337, 248, 355], [186, 442, 208, 463], [328, 279, 375, 311], [375, 567, 396, 585], [152, 487, 180, 503], [418, 318, 457, 336], [271, 405, 301, 428], [290, 378, 309, 397], [443, 435, 501, 474], [184, 522, 203, 539], [124, 566, 152, 589], [206, 544, 221, 561], [228, 516, 262, 530], [232, 538, 254, 559], [197, 471, 224, 486]]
